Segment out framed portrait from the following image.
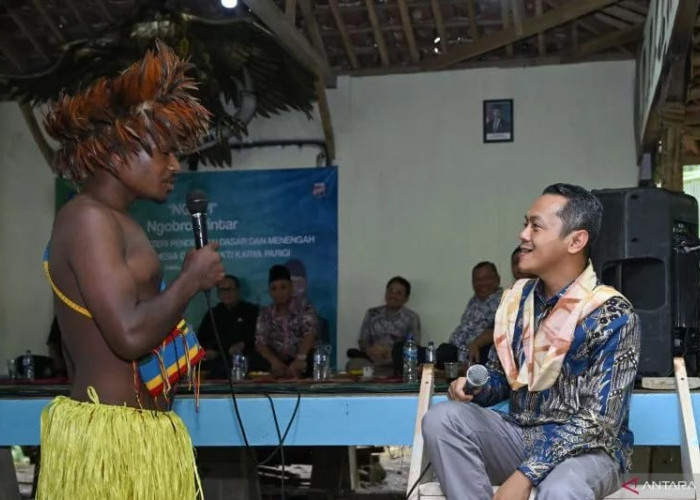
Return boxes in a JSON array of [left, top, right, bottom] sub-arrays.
[[483, 99, 513, 143]]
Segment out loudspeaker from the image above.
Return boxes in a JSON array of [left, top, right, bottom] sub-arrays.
[[591, 187, 700, 377]]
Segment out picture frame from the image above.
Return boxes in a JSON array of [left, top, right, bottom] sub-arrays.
[[483, 99, 514, 143]]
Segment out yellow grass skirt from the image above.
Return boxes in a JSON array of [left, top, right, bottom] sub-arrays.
[[36, 388, 202, 499]]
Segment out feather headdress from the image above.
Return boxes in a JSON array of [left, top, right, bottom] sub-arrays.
[[43, 41, 211, 183]]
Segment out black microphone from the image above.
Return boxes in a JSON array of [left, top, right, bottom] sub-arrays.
[[186, 190, 208, 250], [463, 364, 489, 395]]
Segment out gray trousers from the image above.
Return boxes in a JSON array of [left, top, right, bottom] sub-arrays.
[[422, 401, 622, 500]]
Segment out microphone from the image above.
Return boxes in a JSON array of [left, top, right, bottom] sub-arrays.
[[186, 190, 208, 250], [463, 364, 489, 395]]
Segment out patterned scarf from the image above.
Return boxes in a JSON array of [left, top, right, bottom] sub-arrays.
[[493, 262, 621, 391]]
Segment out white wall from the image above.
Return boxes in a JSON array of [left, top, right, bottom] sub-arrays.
[[0, 104, 56, 360], [0, 60, 638, 367]]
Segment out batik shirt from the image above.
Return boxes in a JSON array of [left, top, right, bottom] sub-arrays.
[[473, 279, 640, 486], [449, 288, 503, 347], [255, 300, 317, 361], [358, 306, 421, 351]]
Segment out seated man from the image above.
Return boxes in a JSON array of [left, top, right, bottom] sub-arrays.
[[348, 276, 421, 374], [198, 274, 259, 378], [423, 183, 640, 500], [443, 262, 503, 364], [511, 246, 535, 281], [285, 258, 331, 344], [255, 265, 317, 378]]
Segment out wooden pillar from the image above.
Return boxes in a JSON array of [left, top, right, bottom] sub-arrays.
[[658, 125, 684, 192]]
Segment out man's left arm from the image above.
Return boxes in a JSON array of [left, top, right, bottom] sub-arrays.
[[517, 311, 641, 486], [289, 306, 317, 375]]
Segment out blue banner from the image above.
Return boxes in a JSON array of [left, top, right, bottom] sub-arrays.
[[57, 167, 339, 365]]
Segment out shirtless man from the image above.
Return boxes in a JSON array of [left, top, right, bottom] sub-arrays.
[[37, 43, 221, 499]]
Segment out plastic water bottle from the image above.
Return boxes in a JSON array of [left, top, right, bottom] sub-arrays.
[[425, 341, 436, 364], [231, 353, 248, 382], [313, 346, 329, 381], [403, 336, 418, 383], [458, 344, 469, 371], [22, 350, 34, 380]]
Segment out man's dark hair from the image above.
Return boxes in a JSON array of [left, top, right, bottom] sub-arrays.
[[386, 276, 411, 297], [542, 183, 603, 250], [472, 262, 499, 279], [222, 274, 240, 289]]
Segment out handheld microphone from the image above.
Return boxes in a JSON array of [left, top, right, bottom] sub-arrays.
[[463, 364, 489, 395], [186, 190, 208, 249]]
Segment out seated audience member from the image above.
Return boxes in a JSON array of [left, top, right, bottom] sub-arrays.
[[198, 274, 260, 377], [444, 262, 503, 364], [511, 246, 535, 281], [423, 184, 640, 500], [285, 258, 331, 344], [256, 265, 317, 377], [348, 276, 421, 374], [46, 316, 68, 378]]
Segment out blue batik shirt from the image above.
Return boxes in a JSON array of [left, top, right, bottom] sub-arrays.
[[473, 278, 640, 486]]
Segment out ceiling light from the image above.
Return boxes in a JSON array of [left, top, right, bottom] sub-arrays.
[[434, 36, 441, 44], [221, 0, 238, 8]]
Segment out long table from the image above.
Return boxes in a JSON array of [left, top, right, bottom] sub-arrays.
[[0, 380, 699, 447]]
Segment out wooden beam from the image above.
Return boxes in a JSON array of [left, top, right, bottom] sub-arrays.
[[20, 103, 55, 166], [327, 0, 359, 69], [511, 0, 525, 36], [6, 9, 50, 63], [430, 0, 448, 53], [424, 0, 620, 70], [594, 12, 630, 30], [241, 0, 332, 79], [314, 78, 335, 162], [285, 0, 298, 24], [571, 20, 579, 51], [397, 0, 420, 62], [65, 0, 93, 35], [574, 24, 642, 58], [298, 0, 331, 67], [344, 51, 632, 77], [0, 39, 24, 72], [673, 358, 700, 480], [365, 0, 391, 65], [466, 0, 480, 40], [30, 0, 65, 43], [603, 5, 646, 24], [545, 0, 631, 55], [659, 126, 683, 191], [535, 0, 546, 55], [619, 0, 648, 16], [94, 0, 115, 23], [500, 0, 514, 56]]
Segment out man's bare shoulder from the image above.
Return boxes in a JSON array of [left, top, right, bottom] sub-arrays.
[[54, 195, 119, 234], [52, 195, 124, 255]]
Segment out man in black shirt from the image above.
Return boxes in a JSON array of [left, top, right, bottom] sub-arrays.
[[198, 274, 259, 378]]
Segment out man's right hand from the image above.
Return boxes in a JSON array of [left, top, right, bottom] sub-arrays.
[[367, 343, 390, 363], [182, 242, 225, 291], [447, 376, 475, 402]]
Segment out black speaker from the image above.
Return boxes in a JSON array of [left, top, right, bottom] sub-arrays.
[[591, 187, 700, 377]]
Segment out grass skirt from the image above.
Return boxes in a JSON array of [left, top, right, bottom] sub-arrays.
[[36, 388, 202, 499]]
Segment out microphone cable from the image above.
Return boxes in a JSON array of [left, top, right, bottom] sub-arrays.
[[405, 462, 432, 499], [204, 290, 302, 499]]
